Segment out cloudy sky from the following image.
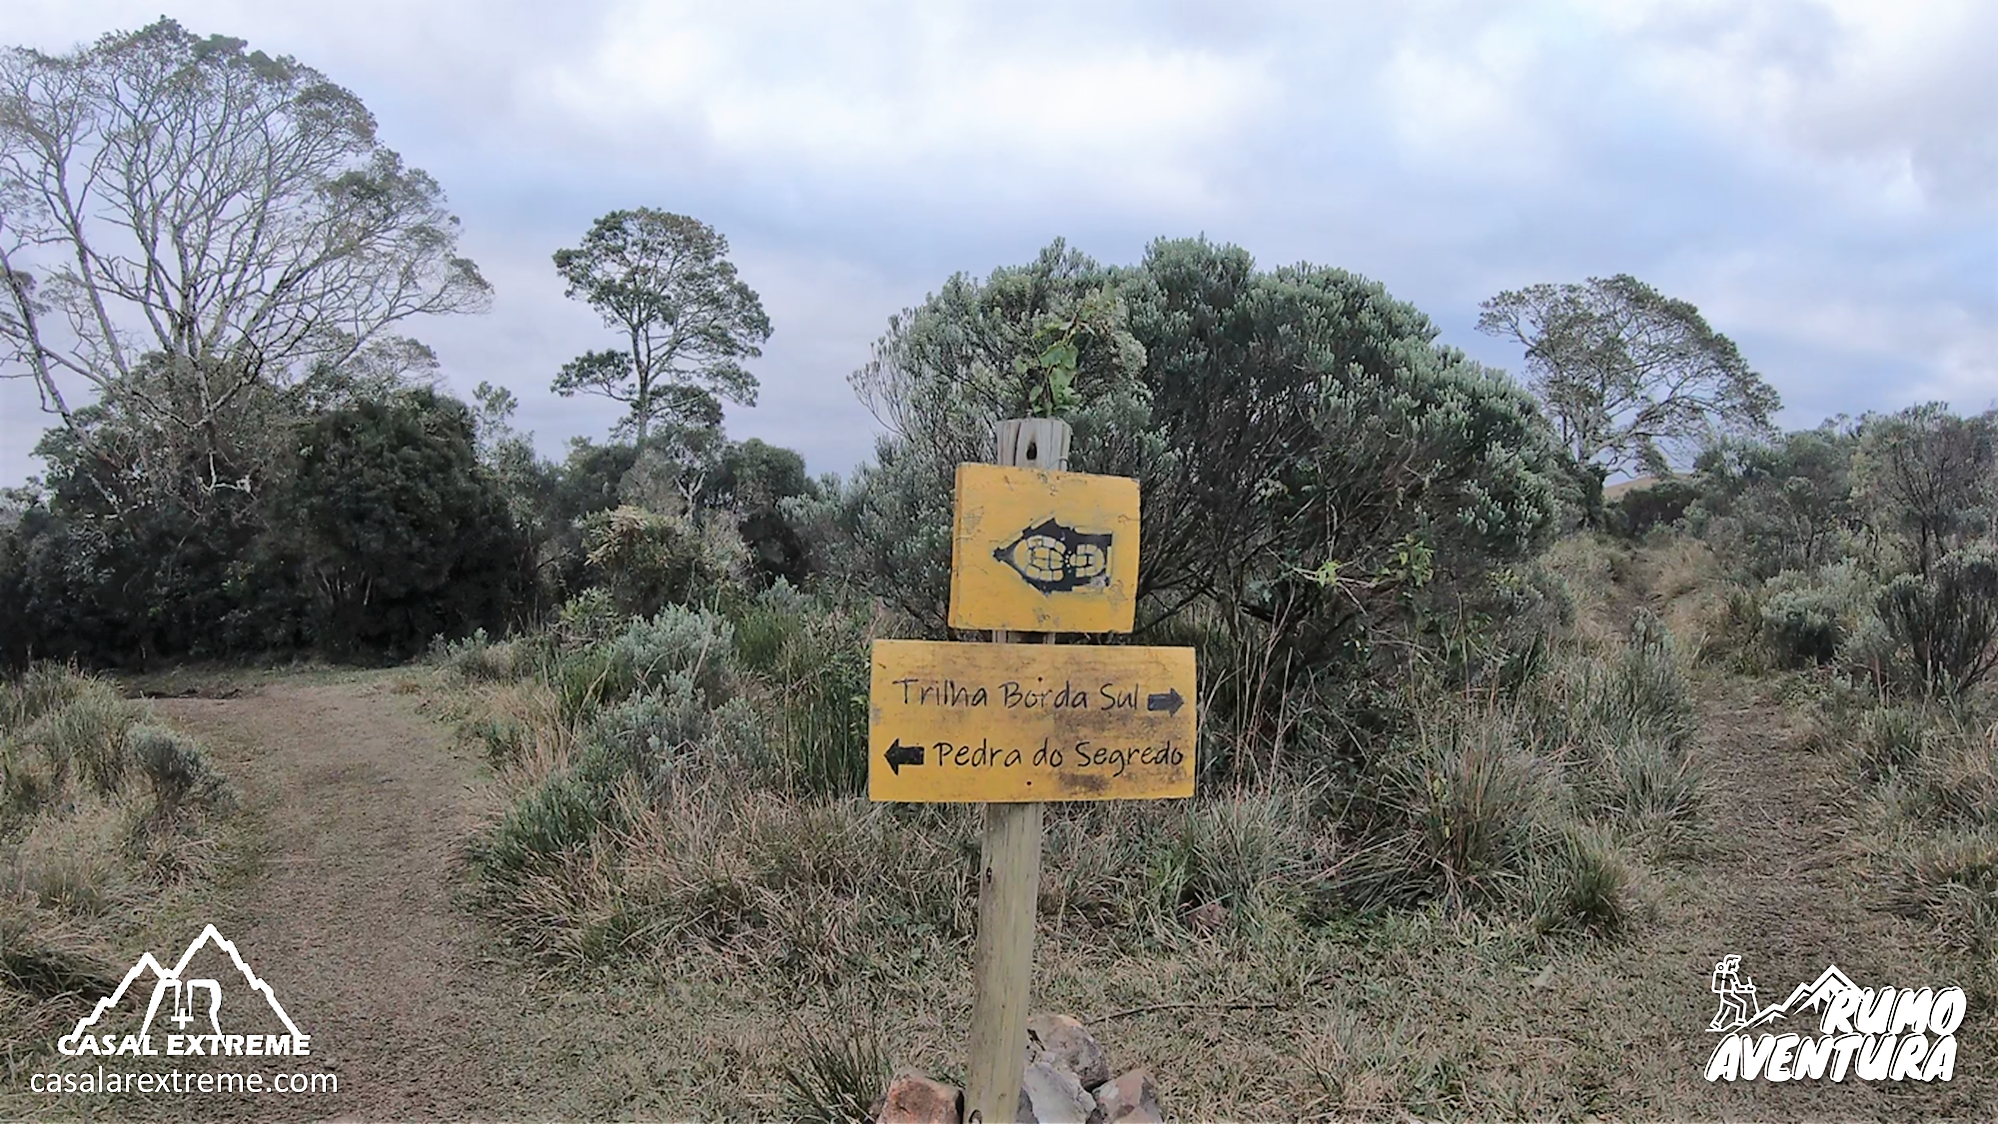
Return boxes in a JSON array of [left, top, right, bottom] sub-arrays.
[[3, 0, 1993, 483]]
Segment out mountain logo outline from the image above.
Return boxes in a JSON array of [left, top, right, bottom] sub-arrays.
[[1744, 964, 1860, 1029], [57, 924, 306, 1053]]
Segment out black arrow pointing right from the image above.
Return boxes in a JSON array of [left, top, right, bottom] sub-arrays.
[[1146, 688, 1184, 716], [885, 738, 925, 775]]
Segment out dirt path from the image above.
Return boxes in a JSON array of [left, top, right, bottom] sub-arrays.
[[152, 675, 540, 1121], [1614, 564, 1989, 1118], [1674, 682, 1943, 1118]]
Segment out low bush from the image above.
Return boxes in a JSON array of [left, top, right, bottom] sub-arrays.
[[129, 724, 231, 816], [580, 505, 747, 618], [1760, 563, 1872, 667], [455, 573, 1709, 976], [471, 773, 611, 886], [1880, 542, 1998, 697], [551, 605, 734, 723], [432, 628, 535, 682]]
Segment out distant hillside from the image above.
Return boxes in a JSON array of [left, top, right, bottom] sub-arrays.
[[1604, 475, 1660, 499]]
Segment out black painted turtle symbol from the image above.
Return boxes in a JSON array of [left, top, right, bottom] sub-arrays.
[[994, 518, 1113, 593]]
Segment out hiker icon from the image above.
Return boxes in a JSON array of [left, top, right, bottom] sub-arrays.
[[1709, 955, 1759, 1031]]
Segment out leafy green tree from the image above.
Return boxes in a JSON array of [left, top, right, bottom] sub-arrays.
[[468, 380, 566, 552], [836, 238, 1564, 766], [551, 209, 771, 455], [1691, 424, 1862, 578], [510, 438, 639, 601], [284, 389, 528, 654], [1477, 274, 1778, 474], [842, 241, 1149, 626], [0, 19, 492, 666], [20, 368, 311, 664], [710, 438, 821, 586], [710, 438, 815, 513]]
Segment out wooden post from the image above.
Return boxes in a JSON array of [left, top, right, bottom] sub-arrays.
[[964, 417, 1068, 1123]]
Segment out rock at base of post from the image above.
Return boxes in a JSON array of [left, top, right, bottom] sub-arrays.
[[1017, 1059, 1096, 1123], [1027, 1013, 1111, 1089], [880, 1071, 964, 1124], [1088, 1069, 1162, 1124]]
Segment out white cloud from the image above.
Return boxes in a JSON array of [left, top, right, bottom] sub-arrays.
[[1613, 0, 1998, 211], [1379, 10, 1576, 184], [529, 2, 1276, 210]]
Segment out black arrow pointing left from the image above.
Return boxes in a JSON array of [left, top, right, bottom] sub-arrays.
[[885, 738, 925, 775]]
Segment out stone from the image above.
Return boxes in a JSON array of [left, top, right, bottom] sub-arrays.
[[1018, 1059, 1095, 1123], [1184, 901, 1227, 935], [1025, 1013, 1110, 1089], [1088, 1069, 1162, 1124], [878, 1071, 962, 1124]]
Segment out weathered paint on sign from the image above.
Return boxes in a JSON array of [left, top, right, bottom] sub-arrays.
[[947, 463, 1140, 634], [868, 639, 1196, 803]]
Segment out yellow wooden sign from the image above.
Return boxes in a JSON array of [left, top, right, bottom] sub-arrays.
[[948, 463, 1139, 634], [868, 639, 1196, 803]]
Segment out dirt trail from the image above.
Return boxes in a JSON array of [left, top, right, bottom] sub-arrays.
[[152, 676, 539, 1121], [1621, 569, 1987, 1119]]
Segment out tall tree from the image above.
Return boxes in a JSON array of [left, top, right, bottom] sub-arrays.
[[285, 388, 527, 654], [0, 19, 489, 479], [1477, 274, 1778, 474], [1854, 404, 1998, 578], [843, 237, 1561, 639], [551, 209, 771, 454]]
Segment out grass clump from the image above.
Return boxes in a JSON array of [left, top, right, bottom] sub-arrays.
[[4, 677, 139, 809], [0, 665, 236, 1064], [1395, 712, 1548, 908], [777, 1025, 890, 1123], [1888, 831, 1998, 955], [731, 584, 870, 797], [1532, 829, 1639, 938], [0, 896, 118, 1001]]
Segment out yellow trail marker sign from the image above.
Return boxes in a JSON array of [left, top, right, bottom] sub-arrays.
[[868, 639, 1196, 803], [948, 463, 1139, 634]]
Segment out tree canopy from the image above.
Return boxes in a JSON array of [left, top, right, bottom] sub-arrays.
[[1477, 274, 1778, 475], [551, 209, 771, 455], [0, 19, 510, 667], [285, 389, 529, 653], [836, 238, 1565, 700], [1854, 404, 1997, 579], [0, 18, 489, 458]]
